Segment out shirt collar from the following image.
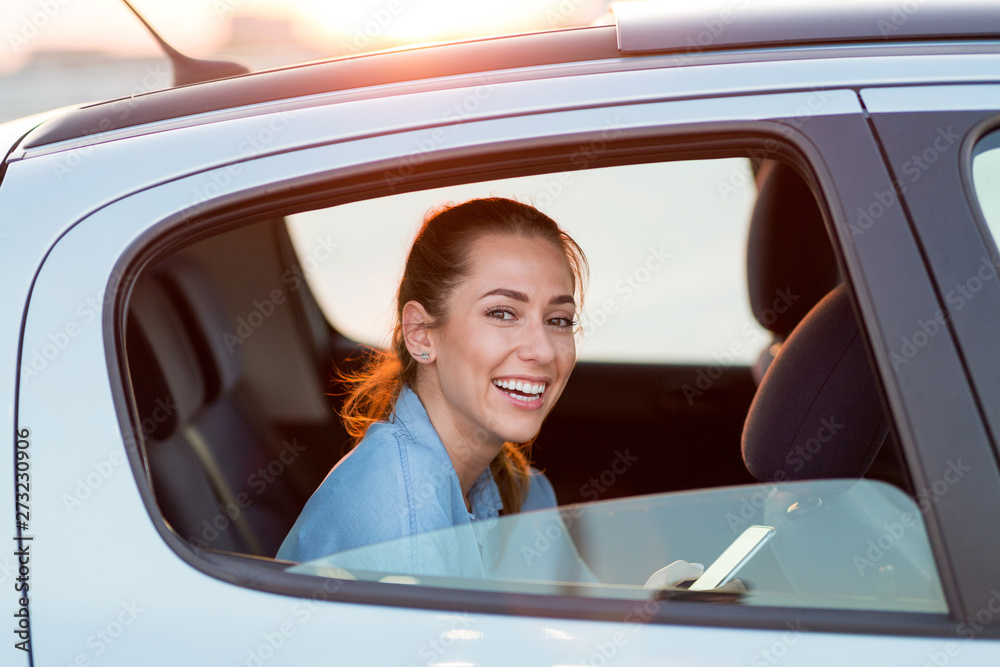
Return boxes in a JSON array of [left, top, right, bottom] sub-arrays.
[[468, 467, 503, 520], [391, 384, 443, 455]]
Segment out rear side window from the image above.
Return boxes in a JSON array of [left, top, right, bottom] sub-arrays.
[[122, 147, 942, 620], [972, 130, 1000, 237]]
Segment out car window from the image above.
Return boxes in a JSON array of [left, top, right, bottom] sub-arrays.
[[291, 479, 946, 613], [122, 147, 944, 620], [285, 159, 767, 364], [972, 130, 1000, 238]]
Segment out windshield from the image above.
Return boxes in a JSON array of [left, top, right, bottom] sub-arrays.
[[289, 479, 946, 613]]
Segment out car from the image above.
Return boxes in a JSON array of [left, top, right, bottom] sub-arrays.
[[4, 0, 1000, 664]]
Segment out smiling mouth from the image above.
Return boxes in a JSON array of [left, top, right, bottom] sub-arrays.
[[491, 378, 547, 403]]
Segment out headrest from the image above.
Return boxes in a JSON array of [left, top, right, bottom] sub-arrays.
[[746, 162, 840, 338], [128, 278, 207, 435], [742, 283, 888, 482], [156, 256, 243, 396]]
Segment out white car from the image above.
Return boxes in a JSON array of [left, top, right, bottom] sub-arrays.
[[4, 1, 1000, 664]]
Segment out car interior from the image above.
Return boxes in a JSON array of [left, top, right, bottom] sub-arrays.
[[120, 152, 913, 569]]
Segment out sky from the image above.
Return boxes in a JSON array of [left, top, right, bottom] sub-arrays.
[[2, 0, 610, 73]]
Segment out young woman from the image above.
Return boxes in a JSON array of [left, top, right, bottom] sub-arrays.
[[278, 197, 707, 589], [277, 197, 587, 570]]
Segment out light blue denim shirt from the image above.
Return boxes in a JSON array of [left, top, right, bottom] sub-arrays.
[[276, 384, 558, 564]]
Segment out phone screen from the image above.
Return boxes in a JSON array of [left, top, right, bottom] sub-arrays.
[[687, 525, 775, 591]]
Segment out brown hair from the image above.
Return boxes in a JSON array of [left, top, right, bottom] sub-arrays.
[[340, 197, 588, 514]]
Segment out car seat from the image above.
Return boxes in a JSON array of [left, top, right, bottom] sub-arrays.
[[745, 161, 840, 383], [740, 283, 944, 606], [126, 257, 305, 556]]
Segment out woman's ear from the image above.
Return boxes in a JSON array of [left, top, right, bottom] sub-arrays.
[[401, 300, 435, 363]]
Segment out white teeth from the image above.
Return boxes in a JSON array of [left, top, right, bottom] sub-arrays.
[[492, 379, 547, 397]]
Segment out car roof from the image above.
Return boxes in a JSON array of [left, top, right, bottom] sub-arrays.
[[613, 0, 1000, 54], [20, 0, 1000, 151], [21, 26, 621, 151]]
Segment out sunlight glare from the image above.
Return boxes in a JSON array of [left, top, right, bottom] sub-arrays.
[[291, 0, 587, 50]]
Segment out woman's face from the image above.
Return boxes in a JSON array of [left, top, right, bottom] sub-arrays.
[[425, 233, 578, 447]]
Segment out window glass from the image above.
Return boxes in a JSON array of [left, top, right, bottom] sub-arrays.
[[290, 479, 947, 613], [286, 159, 767, 364], [972, 131, 1000, 236]]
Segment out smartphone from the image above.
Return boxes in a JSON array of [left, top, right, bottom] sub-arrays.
[[687, 525, 775, 591]]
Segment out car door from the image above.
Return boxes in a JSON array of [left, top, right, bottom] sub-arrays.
[[6, 51, 999, 666], [861, 83, 1000, 632]]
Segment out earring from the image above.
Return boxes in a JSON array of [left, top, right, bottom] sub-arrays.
[[418, 352, 430, 361]]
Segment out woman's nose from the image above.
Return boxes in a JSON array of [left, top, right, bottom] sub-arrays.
[[517, 321, 557, 364]]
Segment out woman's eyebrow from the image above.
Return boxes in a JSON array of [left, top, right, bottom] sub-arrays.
[[479, 288, 528, 302], [479, 288, 575, 307], [549, 294, 576, 306]]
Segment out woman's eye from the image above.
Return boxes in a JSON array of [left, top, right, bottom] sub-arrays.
[[547, 316, 576, 328], [487, 308, 515, 320]]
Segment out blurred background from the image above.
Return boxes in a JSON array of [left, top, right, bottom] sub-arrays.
[[1, 0, 612, 123]]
